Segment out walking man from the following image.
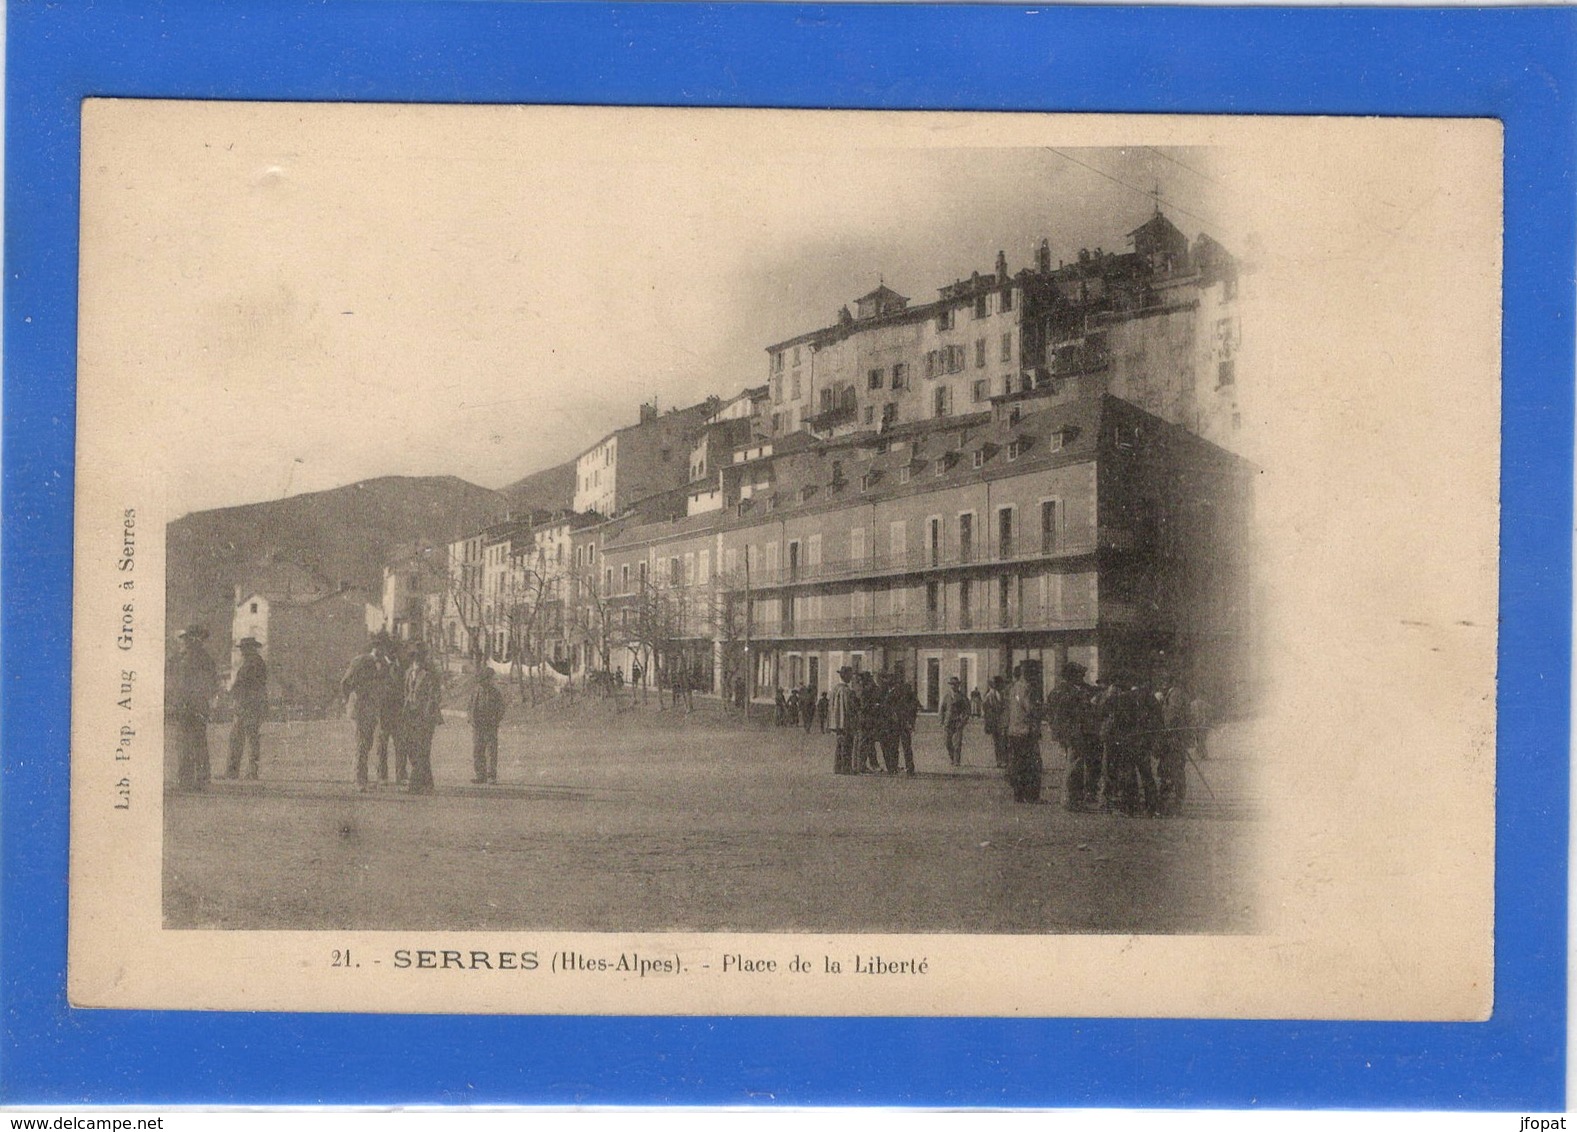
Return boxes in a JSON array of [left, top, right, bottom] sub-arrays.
[[940, 676, 971, 767], [168, 624, 218, 791], [403, 643, 443, 794], [340, 636, 391, 787], [225, 636, 268, 779], [469, 665, 505, 784], [829, 666, 856, 774], [375, 635, 406, 783]]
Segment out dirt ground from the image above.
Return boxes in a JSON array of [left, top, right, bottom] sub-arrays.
[[164, 699, 1260, 934]]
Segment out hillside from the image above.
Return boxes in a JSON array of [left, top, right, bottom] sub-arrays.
[[166, 475, 507, 653], [499, 457, 576, 514]]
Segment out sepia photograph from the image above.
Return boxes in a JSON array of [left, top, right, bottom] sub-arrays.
[[68, 105, 1498, 1018]]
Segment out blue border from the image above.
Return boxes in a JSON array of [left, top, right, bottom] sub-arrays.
[[4, 2, 1571, 1109]]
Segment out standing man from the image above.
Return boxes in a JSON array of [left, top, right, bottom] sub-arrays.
[[829, 665, 856, 775], [1047, 662, 1099, 811], [855, 671, 883, 773], [802, 684, 816, 733], [340, 636, 390, 788], [816, 690, 829, 734], [225, 636, 268, 780], [732, 673, 747, 714], [168, 624, 218, 791], [940, 675, 972, 767], [1156, 676, 1190, 815], [403, 642, 444, 795], [1004, 662, 1044, 802], [469, 665, 505, 785], [375, 635, 406, 784], [874, 673, 901, 775], [890, 674, 919, 777], [982, 675, 1007, 769]]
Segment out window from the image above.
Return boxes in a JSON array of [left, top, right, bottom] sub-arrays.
[[998, 576, 1012, 626], [1047, 431, 1064, 453], [791, 371, 802, 399], [772, 412, 782, 432], [975, 339, 986, 367], [863, 405, 875, 425], [937, 309, 954, 331], [684, 553, 695, 585], [934, 456, 947, 477], [933, 386, 952, 418], [670, 558, 682, 586], [1000, 332, 1013, 362], [860, 471, 877, 493], [972, 379, 989, 403], [799, 485, 815, 503], [1223, 275, 1238, 301], [831, 460, 844, 482], [772, 378, 783, 404], [773, 352, 784, 373], [1218, 360, 1235, 387], [958, 512, 974, 562], [1040, 500, 1058, 552], [974, 293, 989, 319], [604, 567, 613, 592], [899, 466, 911, 485], [868, 368, 884, 390], [946, 345, 965, 373], [891, 363, 907, 390], [971, 449, 984, 469], [959, 580, 973, 629], [998, 506, 1015, 558], [792, 346, 801, 365], [249, 602, 258, 613], [1007, 440, 1022, 461], [881, 402, 898, 427], [1000, 288, 1013, 312], [928, 517, 942, 566]]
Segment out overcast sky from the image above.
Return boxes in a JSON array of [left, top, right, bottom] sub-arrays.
[[84, 104, 1231, 518]]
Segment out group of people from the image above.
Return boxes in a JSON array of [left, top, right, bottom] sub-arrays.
[[825, 667, 923, 775], [1043, 662, 1210, 816], [817, 660, 1211, 815], [338, 633, 449, 792], [167, 623, 269, 790], [772, 685, 829, 732]]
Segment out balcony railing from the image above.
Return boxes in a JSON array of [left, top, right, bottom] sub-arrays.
[[737, 535, 1107, 589], [745, 607, 1100, 640]]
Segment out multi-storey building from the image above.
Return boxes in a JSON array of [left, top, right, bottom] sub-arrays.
[[592, 388, 1252, 709], [573, 398, 716, 517], [764, 211, 1243, 454]]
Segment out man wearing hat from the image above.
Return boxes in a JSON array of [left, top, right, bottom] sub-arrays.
[[939, 675, 972, 767], [340, 634, 393, 788], [168, 624, 218, 791], [828, 665, 856, 775], [401, 642, 443, 794], [225, 636, 269, 780], [1047, 661, 1099, 811]]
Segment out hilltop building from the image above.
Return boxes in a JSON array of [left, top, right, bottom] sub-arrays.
[[764, 210, 1243, 454]]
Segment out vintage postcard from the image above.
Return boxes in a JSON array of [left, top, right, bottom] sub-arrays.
[[67, 104, 1499, 1017]]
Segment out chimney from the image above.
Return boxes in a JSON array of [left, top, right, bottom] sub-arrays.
[[995, 250, 1008, 282], [639, 401, 658, 425], [1037, 239, 1052, 273]]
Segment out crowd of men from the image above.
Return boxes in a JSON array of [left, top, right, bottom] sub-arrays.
[[339, 632, 448, 792], [169, 622, 1211, 814], [812, 660, 1211, 816]]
